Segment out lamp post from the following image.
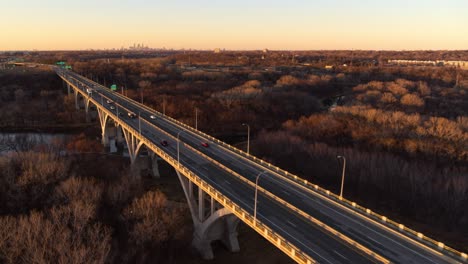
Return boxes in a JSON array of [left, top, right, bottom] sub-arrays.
[[138, 111, 141, 135], [195, 108, 198, 130], [177, 130, 185, 165], [242, 123, 250, 154], [337, 155, 346, 198], [140, 88, 144, 104], [254, 171, 268, 224]]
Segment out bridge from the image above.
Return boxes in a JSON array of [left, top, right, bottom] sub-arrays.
[[53, 67, 466, 264]]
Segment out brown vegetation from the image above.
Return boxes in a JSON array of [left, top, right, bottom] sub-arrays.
[[252, 131, 468, 250], [0, 148, 190, 263], [2, 50, 467, 258]]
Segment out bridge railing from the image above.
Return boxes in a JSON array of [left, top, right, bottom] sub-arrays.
[[145, 105, 467, 262], [143, 118, 391, 263], [60, 74, 316, 264], [59, 71, 467, 262]]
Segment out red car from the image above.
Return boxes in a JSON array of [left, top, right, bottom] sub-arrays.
[[160, 140, 168, 147], [201, 142, 209, 147]]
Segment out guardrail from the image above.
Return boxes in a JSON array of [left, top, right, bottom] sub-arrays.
[[59, 70, 467, 263], [140, 102, 467, 262], [60, 74, 316, 264]]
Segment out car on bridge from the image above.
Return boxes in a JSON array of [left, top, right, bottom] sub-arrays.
[[127, 112, 137, 118], [160, 140, 168, 147], [150, 115, 156, 119], [110, 106, 115, 110], [106, 99, 113, 104], [201, 142, 209, 147]]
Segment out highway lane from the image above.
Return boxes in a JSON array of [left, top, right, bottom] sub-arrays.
[[62, 72, 377, 263], [170, 133, 455, 263], [79, 78, 454, 263], [62, 71, 462, 263], [96, 87, 458, 263]]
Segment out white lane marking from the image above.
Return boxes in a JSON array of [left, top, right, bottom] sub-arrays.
[[134, 115, 370, 263], [189, 166, 334, 264], [224, 180, 231, 185], [173, 127, 443, 260], [264, 175, 442, 264], [68, 74, 368, 263], [367, 236, 383, 247], [287, 220, 297, 228], [73, 74, 395, 263], [282, 190, 291, 195], [334, 250, 348, 261], [173, 128, 443, 263]]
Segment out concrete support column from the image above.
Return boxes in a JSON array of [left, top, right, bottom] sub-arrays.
[[101, 126, 109, 147], [85, 99, 91, 123], [174, 171, 239, 260], [97, 108, 109, 147], [149, 152, 161, 178], [211, 197, 215, 215], [198, 188, 206, 221], [221, 215, 240, 253], [74, 91, 80, 110], [192, 235, 214, 260], [189, 181, 194, 198], [116, 126, 124, 144], [67, 82, 71, 95]]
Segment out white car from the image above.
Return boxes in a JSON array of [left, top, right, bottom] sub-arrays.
[[150, 115, 156, 119], [110, 106, 115, 110]]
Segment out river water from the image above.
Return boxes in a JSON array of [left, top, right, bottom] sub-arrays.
[[0, 133, 71, 153], [0, 133, 122, 155]]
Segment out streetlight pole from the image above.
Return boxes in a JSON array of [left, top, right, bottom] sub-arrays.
[[195, 108, 198, 130], [254, 171, 268, 224], [140, 88, 144, 104], [177, 130, 186, 165], [337, 156, 346, 198], [138, 111, 141, 135], [242, 123, 250, 154]]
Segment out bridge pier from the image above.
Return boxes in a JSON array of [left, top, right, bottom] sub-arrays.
[[97, 108, 110, 147], [85, 98, 92, 123], [149, 152, 161, 178], [176, 170, 240, 259], [121, 128, 144, 164], [116, 125, 124, 144], [74, 89, 80, 110], [66, 82, 71, 95]]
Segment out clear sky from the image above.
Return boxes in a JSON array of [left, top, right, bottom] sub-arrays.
[[0, 0, 467, 51]]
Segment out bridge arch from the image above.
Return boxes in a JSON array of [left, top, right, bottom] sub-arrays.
[[175, 170, 240, 259]]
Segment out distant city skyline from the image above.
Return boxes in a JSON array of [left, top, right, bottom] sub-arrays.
[[0, 0, 467, 51]]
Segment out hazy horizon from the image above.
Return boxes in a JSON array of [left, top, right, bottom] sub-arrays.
[[1, 0, 467, 51]]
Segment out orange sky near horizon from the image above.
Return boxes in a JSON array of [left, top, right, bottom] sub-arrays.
[[1, 0, 467, 51]]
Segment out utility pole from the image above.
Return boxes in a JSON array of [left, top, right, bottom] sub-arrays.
[[242, 123, 250, 154], [254, 171, 268, 224], [195, 108, 198, 130], [337, 156, 346, 198]]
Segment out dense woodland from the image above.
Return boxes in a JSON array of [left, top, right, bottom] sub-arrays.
[[0, 50, 467, 262]]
